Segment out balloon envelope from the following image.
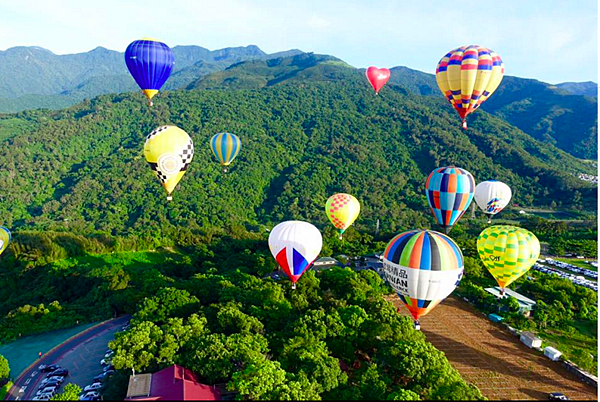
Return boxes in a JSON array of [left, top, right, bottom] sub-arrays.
[[125, 38, 174, 102], [474, 180, 512, 216], [325, 193, 360, 234], [268, 221, 323, 284], [435, 45, 504, 126], [210, 133, 242, 166], [144, 126, 194, 199], [0, 226, 10, 256], [366, 67, 391, 94], [383, 230, 464, 320], [425, 166, 475, 231], [477, 225, 540, 289]]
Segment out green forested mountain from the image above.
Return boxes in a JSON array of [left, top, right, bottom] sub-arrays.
[[556, 81, 598, 97], [0, 78, 595, 245], [0, 45, 303, 112]]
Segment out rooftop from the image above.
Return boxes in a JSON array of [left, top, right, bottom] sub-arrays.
[[485, 287, 537, 306]]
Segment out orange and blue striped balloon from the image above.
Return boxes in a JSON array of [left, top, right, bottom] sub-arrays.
[[425, 166, 475, 232], [435, 45, 504, 128], [210, 133, 241, 168]]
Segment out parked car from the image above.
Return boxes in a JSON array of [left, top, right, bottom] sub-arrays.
[[103, 364, 115, 372], [79, 390, 101, 401], [83, 383, 103, 392], [38, 378, 62, 390], [549, 392, 569, 400], [47, 368, 69, 377], [32, 395, 52, 401], [93, 370, 114, 381], [100, 357, 112, 366], [104, 350, 114, 358], [36, 386, 57, 397], [38, 364, 60, 372], [39, 376, 64, 387]]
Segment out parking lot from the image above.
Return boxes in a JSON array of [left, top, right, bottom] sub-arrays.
[[534, 259, 598, 292], [8, 316, 129, 401]]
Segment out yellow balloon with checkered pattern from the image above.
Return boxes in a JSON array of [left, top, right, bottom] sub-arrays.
[[325, 193, 360, 235], [0, 226, 10, 257], [144, 125, 194, 200], [477, 225, 540, 290]]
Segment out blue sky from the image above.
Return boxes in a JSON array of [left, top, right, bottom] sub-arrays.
[[0, 0, 597, 83]]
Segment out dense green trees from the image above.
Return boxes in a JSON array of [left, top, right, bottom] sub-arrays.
[[0, 355, 9, 379], [50, 383, 82, 400]]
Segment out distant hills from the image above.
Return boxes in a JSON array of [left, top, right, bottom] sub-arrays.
[[0, 44, 597, 158]]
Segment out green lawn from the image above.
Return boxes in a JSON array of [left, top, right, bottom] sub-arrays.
[[554, 257, 598, 271], [540, 321, 598, 375]]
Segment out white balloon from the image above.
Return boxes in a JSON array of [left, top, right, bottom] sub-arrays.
[[474, 180, 512, 216], [268, 221, 323, 284]]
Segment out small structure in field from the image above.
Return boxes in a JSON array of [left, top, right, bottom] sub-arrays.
[[544, 346, 562, 361], [520, 331, 542, 349]]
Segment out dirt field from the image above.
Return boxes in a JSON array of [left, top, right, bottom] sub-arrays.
[[384, 295, 598, 400]]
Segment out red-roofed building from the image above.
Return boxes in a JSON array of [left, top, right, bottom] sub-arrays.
[[125, 364, 221, 401]]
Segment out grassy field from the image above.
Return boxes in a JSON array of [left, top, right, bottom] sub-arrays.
[[554, 257, 598, 271], [540, 319, 598, 375]]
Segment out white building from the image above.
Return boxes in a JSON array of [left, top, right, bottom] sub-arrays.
[[544, 346, 562, 361], [520, 332, 542, 348]]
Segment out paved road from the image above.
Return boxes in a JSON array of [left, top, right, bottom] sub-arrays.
[[6, 316, 130, 401], [386, 295, 597, 400]]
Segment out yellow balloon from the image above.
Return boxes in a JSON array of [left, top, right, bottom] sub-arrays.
[[477, 225, 540, 290], [325, 193, 360, 236], [144, 126, 194, 200], [0, 226, 10, 256]]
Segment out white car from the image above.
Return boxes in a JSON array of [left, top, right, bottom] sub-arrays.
[[79, 390, 101, 400], [32, 395, 51, 401], [104, 350, 114, 358], [100, 358, 112, 366], [83, 383, 103, 392], [36, 386, 57, 397], [40, 376, 64, 387]]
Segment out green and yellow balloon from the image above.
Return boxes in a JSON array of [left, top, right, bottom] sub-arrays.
[[477, 225, 540, 293], [0, 226, 11, 257]]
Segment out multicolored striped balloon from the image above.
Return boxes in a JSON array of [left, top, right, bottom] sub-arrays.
[[477, 226, 540, 291], [435, 45, 504, 129], [425, 166, 475, 233], [0, 226, 10, 257], [325, 193, 360, 238], [210, 133, 242, 171], [125, 38, 174, 106], [383, 230, 464, 321]]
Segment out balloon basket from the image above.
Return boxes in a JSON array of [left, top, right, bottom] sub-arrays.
[[338, 234, 343, 240], [462, 120, 467, 130], [487, 218, 492, 224], [414, 320, 421, 331], [148, 100, 153, 107], [166, 195, 173, 201], [291, 283, 296, 290]]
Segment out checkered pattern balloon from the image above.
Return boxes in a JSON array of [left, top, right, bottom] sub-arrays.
[[477, 225, 540, 290], [325, 193, 360, 234], [144, 125, 194, 199], [425, 166, 475, 231]]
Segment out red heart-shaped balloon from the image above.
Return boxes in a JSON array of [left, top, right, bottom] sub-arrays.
[[366, 66, 391, 94]]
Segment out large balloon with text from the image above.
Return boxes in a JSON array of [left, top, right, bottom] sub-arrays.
[[0, 226, 10, 257], [425, 166, 475, 233], [268, 221, 323, 289], [474, 180, 512, 223], [125, 38, 175, 106], [144, 126, 194, 201], [366, 66, 391, 94], [383, 230, 464, 325], [477, 226, 540, 293], [435, 45, 504, 129], [325, 193, 360, 239]]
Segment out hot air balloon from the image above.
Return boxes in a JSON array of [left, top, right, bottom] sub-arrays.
[[0, 226, 10, 257], [474, 180, 512, 223], [477, 226, 540, 294], [268, 221, 323, 289], [210, 133, 241, 172], [366, 66, 391, 94], [435, 45, 504, 129], [144, 126, 194, 201], [125, 38, 175, 106], [425, 166, 475, 233], [325, 193, 360, 239], [382, 230, 464, 330]]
